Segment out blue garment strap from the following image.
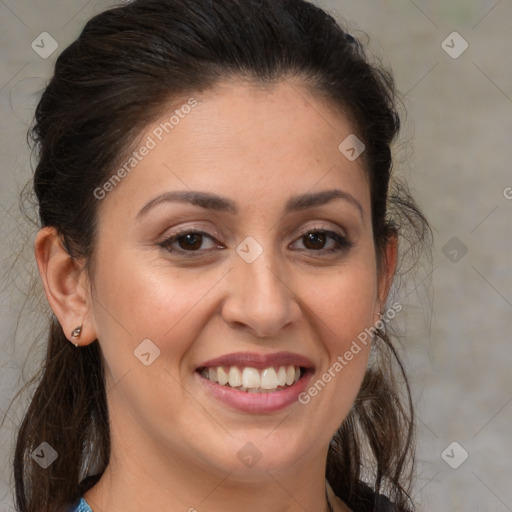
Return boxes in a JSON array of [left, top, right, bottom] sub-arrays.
[[69, 497, 93, 512]]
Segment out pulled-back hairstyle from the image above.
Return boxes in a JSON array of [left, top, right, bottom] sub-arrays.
[[11, 1, 432, 511]]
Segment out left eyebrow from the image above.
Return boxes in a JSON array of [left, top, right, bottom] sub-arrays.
[[136, 188, 363, 220], [285, 189, 363, 219]]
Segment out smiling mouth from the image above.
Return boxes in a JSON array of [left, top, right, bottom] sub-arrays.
[[196, 365, 307, 393]]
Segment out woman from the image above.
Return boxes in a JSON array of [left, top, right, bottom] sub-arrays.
[[13, 1, 431, 511]]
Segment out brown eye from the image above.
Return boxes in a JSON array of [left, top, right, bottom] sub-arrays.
[[302, 232, 327, 250], [293, 229, 353, 254], [176, 232, 203, 251], [159, 230, 222, 254]]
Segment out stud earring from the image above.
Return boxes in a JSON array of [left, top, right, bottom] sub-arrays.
[[71, 325, 82, 347]]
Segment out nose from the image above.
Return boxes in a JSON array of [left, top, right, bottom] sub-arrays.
[[220, 243, 302, 339]]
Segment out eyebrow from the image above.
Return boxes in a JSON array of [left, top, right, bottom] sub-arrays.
[[136, 188, 364, 219]]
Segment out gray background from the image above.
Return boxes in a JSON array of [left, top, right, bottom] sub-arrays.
[[1, 1, 511, 511]]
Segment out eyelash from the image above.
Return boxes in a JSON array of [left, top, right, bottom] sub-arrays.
[[158, 227, 353, 256]]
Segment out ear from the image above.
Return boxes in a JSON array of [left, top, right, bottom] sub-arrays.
[[374, 231, 398, 321], [34, 227, 97, 346]]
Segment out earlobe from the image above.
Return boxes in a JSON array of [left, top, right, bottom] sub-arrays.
[[376, 232, 399, 318], [34, 227, 96, 346]]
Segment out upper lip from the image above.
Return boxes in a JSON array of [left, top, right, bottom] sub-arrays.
[[197, 351, 315, 371]]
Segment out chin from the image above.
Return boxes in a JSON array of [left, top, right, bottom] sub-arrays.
[[195, 431, 312, 477]]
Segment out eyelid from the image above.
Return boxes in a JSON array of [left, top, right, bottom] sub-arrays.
[[161, 223, 223, 240], [295, 223, 347, 238]]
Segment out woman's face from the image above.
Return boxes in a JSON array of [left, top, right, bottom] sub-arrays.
[[85, 79, 392, 479]]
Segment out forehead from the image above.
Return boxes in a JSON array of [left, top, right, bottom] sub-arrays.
[[98, 78, 370, 219], [168, 78, 356, 161]]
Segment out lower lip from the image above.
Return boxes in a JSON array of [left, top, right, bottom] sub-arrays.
[[196, 370, 313, 413]]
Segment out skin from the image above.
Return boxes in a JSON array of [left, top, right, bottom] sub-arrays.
[[35, 78, 397, 512]]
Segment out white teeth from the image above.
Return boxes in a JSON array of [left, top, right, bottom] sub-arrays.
[[228, 367, 242, 387], [260, 368, 279, 389], [201, 364, 304, 391], [277, 366, 287, 386], [208, 367, 218, 383], [242, 367, 261, 388], [285, 365, 295, 386], [217, 367, 229, 386]]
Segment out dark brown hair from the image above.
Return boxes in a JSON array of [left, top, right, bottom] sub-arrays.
[[11, 1, 432, 511]]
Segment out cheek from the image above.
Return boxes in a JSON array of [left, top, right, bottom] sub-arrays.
[[297, 259, 377, 388], [299, 260, 378, 338], [90, 246, 223, 361], [289, 264, 377, 438], [89, 249, 217, 422]]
